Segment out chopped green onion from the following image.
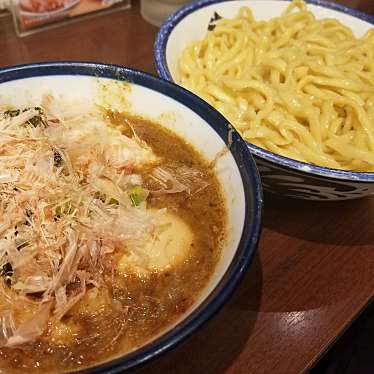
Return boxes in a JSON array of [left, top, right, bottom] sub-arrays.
[[108, 198, 119, 206], [4, 109, 20, 118], [128, 185, 146, 207], [0, 263, 13, 287], [53, 150, 63, 167], [27, 107, 48, 128], [55, 202, 74, 218], [0, 262, 13, 277]]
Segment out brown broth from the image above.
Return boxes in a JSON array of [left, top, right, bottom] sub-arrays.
[[0, 113, 226, 373]]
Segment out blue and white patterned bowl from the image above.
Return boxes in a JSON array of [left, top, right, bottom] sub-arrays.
[[0, 62, 262, 372], [154, 0, 374, 201]]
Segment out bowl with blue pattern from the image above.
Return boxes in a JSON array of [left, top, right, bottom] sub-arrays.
[[154, 0, 374, 201], [0, 61, 262, 372]]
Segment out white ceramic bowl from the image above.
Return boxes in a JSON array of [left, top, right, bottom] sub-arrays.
[[155, 0, 374, 201], [140, 0, 191, 26], [0, 62, 262, 372]]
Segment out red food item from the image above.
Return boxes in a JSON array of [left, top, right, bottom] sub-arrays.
[[20, 0, 66, 13]]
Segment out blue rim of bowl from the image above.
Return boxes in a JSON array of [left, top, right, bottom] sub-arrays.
[[0, 61, 263, 373], [154, 0, 374, 183]]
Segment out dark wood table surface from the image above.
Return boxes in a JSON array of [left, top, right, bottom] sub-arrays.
[[1, 1, 374, 373]]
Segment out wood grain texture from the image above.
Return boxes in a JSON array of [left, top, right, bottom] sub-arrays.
[[0, 2, 157, 72], [1, 1, 374, 373]]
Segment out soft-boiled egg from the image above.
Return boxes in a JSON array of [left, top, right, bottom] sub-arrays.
[[118, 212, 193, 275]]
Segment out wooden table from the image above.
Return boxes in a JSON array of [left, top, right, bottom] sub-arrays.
[[1, 2, 374, 373]]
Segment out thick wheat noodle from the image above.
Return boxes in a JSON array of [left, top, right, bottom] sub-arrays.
[[178, 0, 374, 171]]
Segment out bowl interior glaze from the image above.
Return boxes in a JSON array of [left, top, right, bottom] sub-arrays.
[[0, 62, 262, 372]]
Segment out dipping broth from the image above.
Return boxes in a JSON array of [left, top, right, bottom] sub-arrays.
[[0, 99, 226, 373]]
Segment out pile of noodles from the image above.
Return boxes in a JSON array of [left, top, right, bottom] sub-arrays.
[[179, 0, 374, 171]]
